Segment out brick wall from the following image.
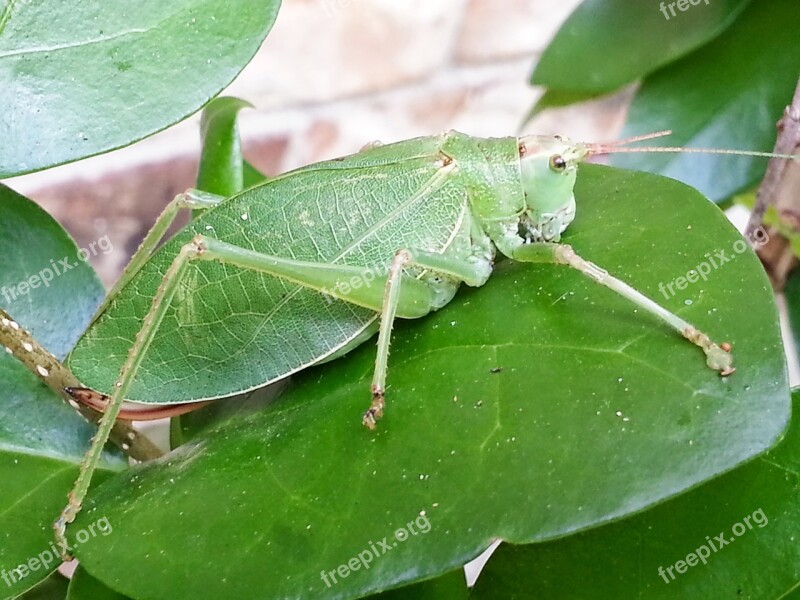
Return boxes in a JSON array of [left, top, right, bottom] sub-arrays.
[[7, 0, 628, 286]]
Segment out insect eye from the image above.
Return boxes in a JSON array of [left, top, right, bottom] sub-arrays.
[[549, 154, 567, 172]]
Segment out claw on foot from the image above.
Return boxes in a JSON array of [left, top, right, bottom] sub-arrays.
[[363, 387, 385, 430], [683, 328, 735, 376], [53, 515, 74, 562], [53, 499, 79, 561], [706, 343, 735, 376]]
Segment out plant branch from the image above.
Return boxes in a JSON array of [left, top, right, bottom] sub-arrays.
[[745, 78, 800, 288]]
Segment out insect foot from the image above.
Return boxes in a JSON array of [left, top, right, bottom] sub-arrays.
[[363, 386, 385, 430], [683, 327, 735, 376], [53, 500, 80, 561]]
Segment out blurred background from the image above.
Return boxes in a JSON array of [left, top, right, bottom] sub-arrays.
[[5, 0, 630, 288]]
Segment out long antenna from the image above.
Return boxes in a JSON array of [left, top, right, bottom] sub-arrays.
[[604, 130, 674, 146], [587, 130, 800, 160]]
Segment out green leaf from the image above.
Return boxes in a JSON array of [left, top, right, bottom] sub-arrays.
[[610, 0, 800, 202], [522, 88, 605, 127], [0, 0, 280, 178], [785, 271, 800, 356], [372, 570, 468, 600], [16, 571, 70, 600], [196, 97, 252, 197], [72, 165, 788, 600], [471, 388, 800, 598], [0, 185, 123, 599], [67, 566, 129, 600], [243, 160, 269, 188], [170, 380, 288, 448], [531, 0, 750, 94]]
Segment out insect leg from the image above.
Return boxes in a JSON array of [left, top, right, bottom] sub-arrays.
[[512, 243, 734, 375], [191, 237, 438, 317], [190, 235, 493, 429], [92, 190, 226, 322], [365, 248, 493, 429], [54, 236, 211, 560]]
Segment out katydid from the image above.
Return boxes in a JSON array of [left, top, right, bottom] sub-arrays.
[[0, 128, 795, 560]]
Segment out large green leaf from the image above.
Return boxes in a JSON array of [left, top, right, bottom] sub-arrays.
[[610, 0, 800, 202], [531, 0, 750, 94], [523, 89, 604, 126], [785, 272, 800, 379], [16, 571, 70, 600], [67, 566, 128, 600], [71, 165, 788, 599], [196, 97, 252, 197], [242, 160, 269, 188], [0, 0, 280, 177], [374, 570, 468, 600], [0, 185, 123, 599], [471, 389, 800, 598]]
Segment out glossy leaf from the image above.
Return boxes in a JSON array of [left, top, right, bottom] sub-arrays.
[[196, 97, 252, 197], [67, 566, 128, 600], [531, 0, 750, 93], [610, 0, 800, 202], [373, 570, 468, 600], [0, 0, 280, 177], [785, 271, 800, 359], [170, 380, 288, 449], [16, 571, 70, 600], [72, 165, 788, 600], [242, 161, 269, 188], [522, 89, 604, 126], [0, 185, 123, 599], [471, 389, 800, 598]]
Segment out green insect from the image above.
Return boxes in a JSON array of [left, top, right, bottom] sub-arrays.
[[1, 127, 791, 559]]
